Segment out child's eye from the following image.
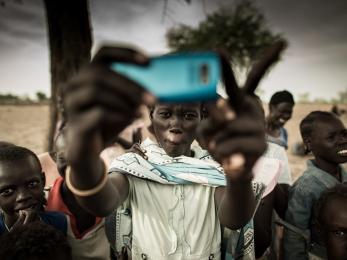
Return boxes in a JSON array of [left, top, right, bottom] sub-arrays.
[[159, 112, 171, 118], [28, 181, 40, 189], [184, 113, 197, 120], [332, 230, 346, 237], [0, 188, 14, 197]]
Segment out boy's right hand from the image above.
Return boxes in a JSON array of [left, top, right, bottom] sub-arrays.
[[63, 47, 154, 168]]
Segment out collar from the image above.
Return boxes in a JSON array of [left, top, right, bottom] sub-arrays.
[[307, 159, 347, 188]]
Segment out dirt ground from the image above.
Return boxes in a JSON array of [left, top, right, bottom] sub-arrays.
[[1, 103, 346, 181]]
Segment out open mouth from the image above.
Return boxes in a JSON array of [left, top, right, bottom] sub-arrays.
[[167, 129, 184, 144]]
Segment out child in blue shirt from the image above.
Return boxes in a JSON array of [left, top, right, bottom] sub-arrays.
[[284, 111, 347, 259]]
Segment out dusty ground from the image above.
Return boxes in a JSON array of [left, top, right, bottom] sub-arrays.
[[1, 103, 346, 181], [0, 105, 49, 154]]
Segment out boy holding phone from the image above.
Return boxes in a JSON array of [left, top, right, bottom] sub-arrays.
[[63, 43, 284, 259]]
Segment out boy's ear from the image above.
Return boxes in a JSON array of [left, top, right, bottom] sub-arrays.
[[303, 137, 312, 154], [41, 172, 46, 187]]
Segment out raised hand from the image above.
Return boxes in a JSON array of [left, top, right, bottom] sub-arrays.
[[198, 41, 287, 181], [63, 47, 154, 170]]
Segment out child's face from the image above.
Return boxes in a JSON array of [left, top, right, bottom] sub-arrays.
[[151, 103, 201, 157], [322, 197, 347, 260], [308, 117, 347, 164], [0, 156, 44, 224], [269, 102, 294, 127]]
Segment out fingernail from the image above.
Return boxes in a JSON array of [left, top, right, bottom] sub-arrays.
[[229, 153, 245, 169]]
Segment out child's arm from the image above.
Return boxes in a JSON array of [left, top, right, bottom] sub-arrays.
[[274, 183, 289, 219], [283, 183, 312, 260], [200, 42, 286, 229], [207, 96, 265, 229], [63, 47, 152, 217]]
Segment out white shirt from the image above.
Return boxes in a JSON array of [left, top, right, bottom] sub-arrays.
[[264, 142, 292, 185], [127, 175, 221, 260]]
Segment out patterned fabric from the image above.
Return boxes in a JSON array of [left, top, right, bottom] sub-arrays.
[[109, 138, 225, 186], [224, 183, 265, 260]]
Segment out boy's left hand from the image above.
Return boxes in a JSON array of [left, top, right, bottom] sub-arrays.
[[199, 96, 266, 182], [198, 41, 286, 182]]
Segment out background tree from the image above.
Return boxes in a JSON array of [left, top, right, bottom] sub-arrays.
[[36, 91, 48, 102], [43, 0, 92, 150], [337, 89, 347, 104], [166, 0, 287, 85], [2, 0, 92, 149]]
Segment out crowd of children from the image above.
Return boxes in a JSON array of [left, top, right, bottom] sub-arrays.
[[0, 46, 346, 260]]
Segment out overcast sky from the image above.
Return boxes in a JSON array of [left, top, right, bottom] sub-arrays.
[[0, 0, 346, 102]]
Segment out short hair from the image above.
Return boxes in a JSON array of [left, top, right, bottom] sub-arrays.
[[269, 90, 295, 106], [0, 221, 72, 260], [0, 145, 41, 171], [0, 141, 15, 149], [313, 184, 347, 229], [299, 111, 338, 141]]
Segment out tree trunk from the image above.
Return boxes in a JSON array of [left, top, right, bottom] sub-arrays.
[[43, 0, 92, 151]]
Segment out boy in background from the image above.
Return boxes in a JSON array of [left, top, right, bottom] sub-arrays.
[[284, 111, 347, 259], [0, 145, 67, 235]]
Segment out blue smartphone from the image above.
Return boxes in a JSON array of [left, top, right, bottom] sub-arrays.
[[111, 52, 221, 102]]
